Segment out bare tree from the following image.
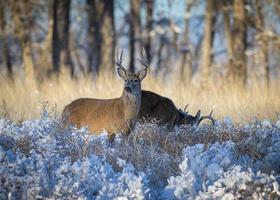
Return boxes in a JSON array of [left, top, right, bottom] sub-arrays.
[[222, 0, 234, 76], [0, 1, 12, 79], [38, 0, 54, 79], [144, 0, 154, 64], [129, 0, 141, 72], [180, 0, 194, 81], [8, 0, 36, 81], [100, 0, 115, 73], [52, 0, 73, 75], [155, 37, 165, 75], [255, 0, 269, 88], [87, 0, 101, 74], [87, 0, 115, 74], [232, 0, 247, 87], [200, 0, 216, 85]]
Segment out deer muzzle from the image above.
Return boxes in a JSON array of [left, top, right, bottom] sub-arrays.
[[125, 86, 132, 93]]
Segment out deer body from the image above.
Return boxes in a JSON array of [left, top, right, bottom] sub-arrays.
[[63, 93, 140, 135], [139, 90, 180, 127], [139, 90, 214, 127], [62, 51, 147, 136]]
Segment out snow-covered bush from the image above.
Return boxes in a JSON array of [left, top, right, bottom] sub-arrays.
[[0, 118, 149, 199], [0, 115, 279, 199], [163, 141, 280, 199]]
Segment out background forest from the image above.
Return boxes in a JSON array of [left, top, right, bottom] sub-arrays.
[[0, 0, 280, 122]]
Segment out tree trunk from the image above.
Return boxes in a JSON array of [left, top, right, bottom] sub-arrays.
[[34, 1, 54, 80], [222, 1, 234, 64], [52, 0, 73, 75], [129, 0, 141, 72], [222, 1, 235, 83], [87, 0, 101, 74], [100, 0, 115, 73], [255, 0, 269, 88], [155, 37, 164, 75], [180, 0, 193, 81], [200, 0, 216, 85], [0, 2, 13, 79], [7, 0, 57, 81], [9, 1, 36, 81], [22, 42, 35, 82], [232, 0, 247, 87], [144, 0, 153, 64], [87, 0, 115, 75]]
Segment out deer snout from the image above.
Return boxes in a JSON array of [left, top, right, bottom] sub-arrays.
[[125, 85, 132, 93]]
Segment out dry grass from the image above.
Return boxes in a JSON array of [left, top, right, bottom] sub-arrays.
[[0, 72, 280, 124], [55, 121, 274, 188]]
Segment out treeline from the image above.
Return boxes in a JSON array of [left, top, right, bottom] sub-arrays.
[[0, 0, 280, 87]]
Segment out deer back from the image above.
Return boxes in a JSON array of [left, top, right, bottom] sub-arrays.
[[62, 97, 128, 134], [139, 90, 178, 127], [139, 90, 203, 127]]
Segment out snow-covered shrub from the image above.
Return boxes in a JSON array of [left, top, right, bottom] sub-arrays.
[[0, 114, 280, 199], [0, 118, 149, 199], [163, 137, 280, 199], [162, 117, 280, 199]]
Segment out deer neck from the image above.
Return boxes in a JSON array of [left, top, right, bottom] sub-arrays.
[[121, 90, 141, 121]]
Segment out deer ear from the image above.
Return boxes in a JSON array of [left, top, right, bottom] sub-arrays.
[[137, 68, 147, 81], [117, 67, 127, 80]]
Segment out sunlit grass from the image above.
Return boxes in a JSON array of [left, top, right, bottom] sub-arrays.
[[0, 72, 279, 124]]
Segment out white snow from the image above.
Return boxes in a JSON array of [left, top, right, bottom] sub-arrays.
[[0, 115, 279, 199]]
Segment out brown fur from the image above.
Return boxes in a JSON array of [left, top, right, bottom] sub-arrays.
[[139, 90, 201, 128], [62, 67, 147, 136]]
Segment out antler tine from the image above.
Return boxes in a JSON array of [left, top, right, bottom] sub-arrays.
[[115, 49, 126, 70], [197, 110, 215, 125], [184, 104, 189, 112], [137, 47, 150, 69]]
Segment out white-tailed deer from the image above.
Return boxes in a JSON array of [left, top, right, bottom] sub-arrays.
[[62, 50, 148, 136], [139, 90, 215, 128]]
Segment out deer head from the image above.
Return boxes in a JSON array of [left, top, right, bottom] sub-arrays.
[[179, 104, 215, 125], [116, 49, 148, 96]]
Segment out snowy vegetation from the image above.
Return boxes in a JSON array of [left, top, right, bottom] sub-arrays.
[[0, 113, 280, 199]]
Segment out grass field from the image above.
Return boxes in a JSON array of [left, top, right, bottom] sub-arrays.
[[1, 73, 280, 198], [0, 72, 280, 124]]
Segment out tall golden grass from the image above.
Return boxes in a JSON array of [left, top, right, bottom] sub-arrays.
[[0, 72, 279, 124]]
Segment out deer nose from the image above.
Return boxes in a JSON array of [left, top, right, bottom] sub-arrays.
[[125, 85, 132, 92]]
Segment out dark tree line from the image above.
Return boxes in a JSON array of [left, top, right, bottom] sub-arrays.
[[87, 0, 115, 75], [52, 0, 73, 75], [0, 0, 280, 88]]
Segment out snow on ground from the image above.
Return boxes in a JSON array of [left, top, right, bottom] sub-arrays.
[[0, 114, 280, 199]]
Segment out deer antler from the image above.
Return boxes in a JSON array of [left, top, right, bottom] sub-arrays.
[[197, 110, 215, 125], [116, 49, 127, 71], [137, 48, 150, 69], [183, 104, 189, 113]]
